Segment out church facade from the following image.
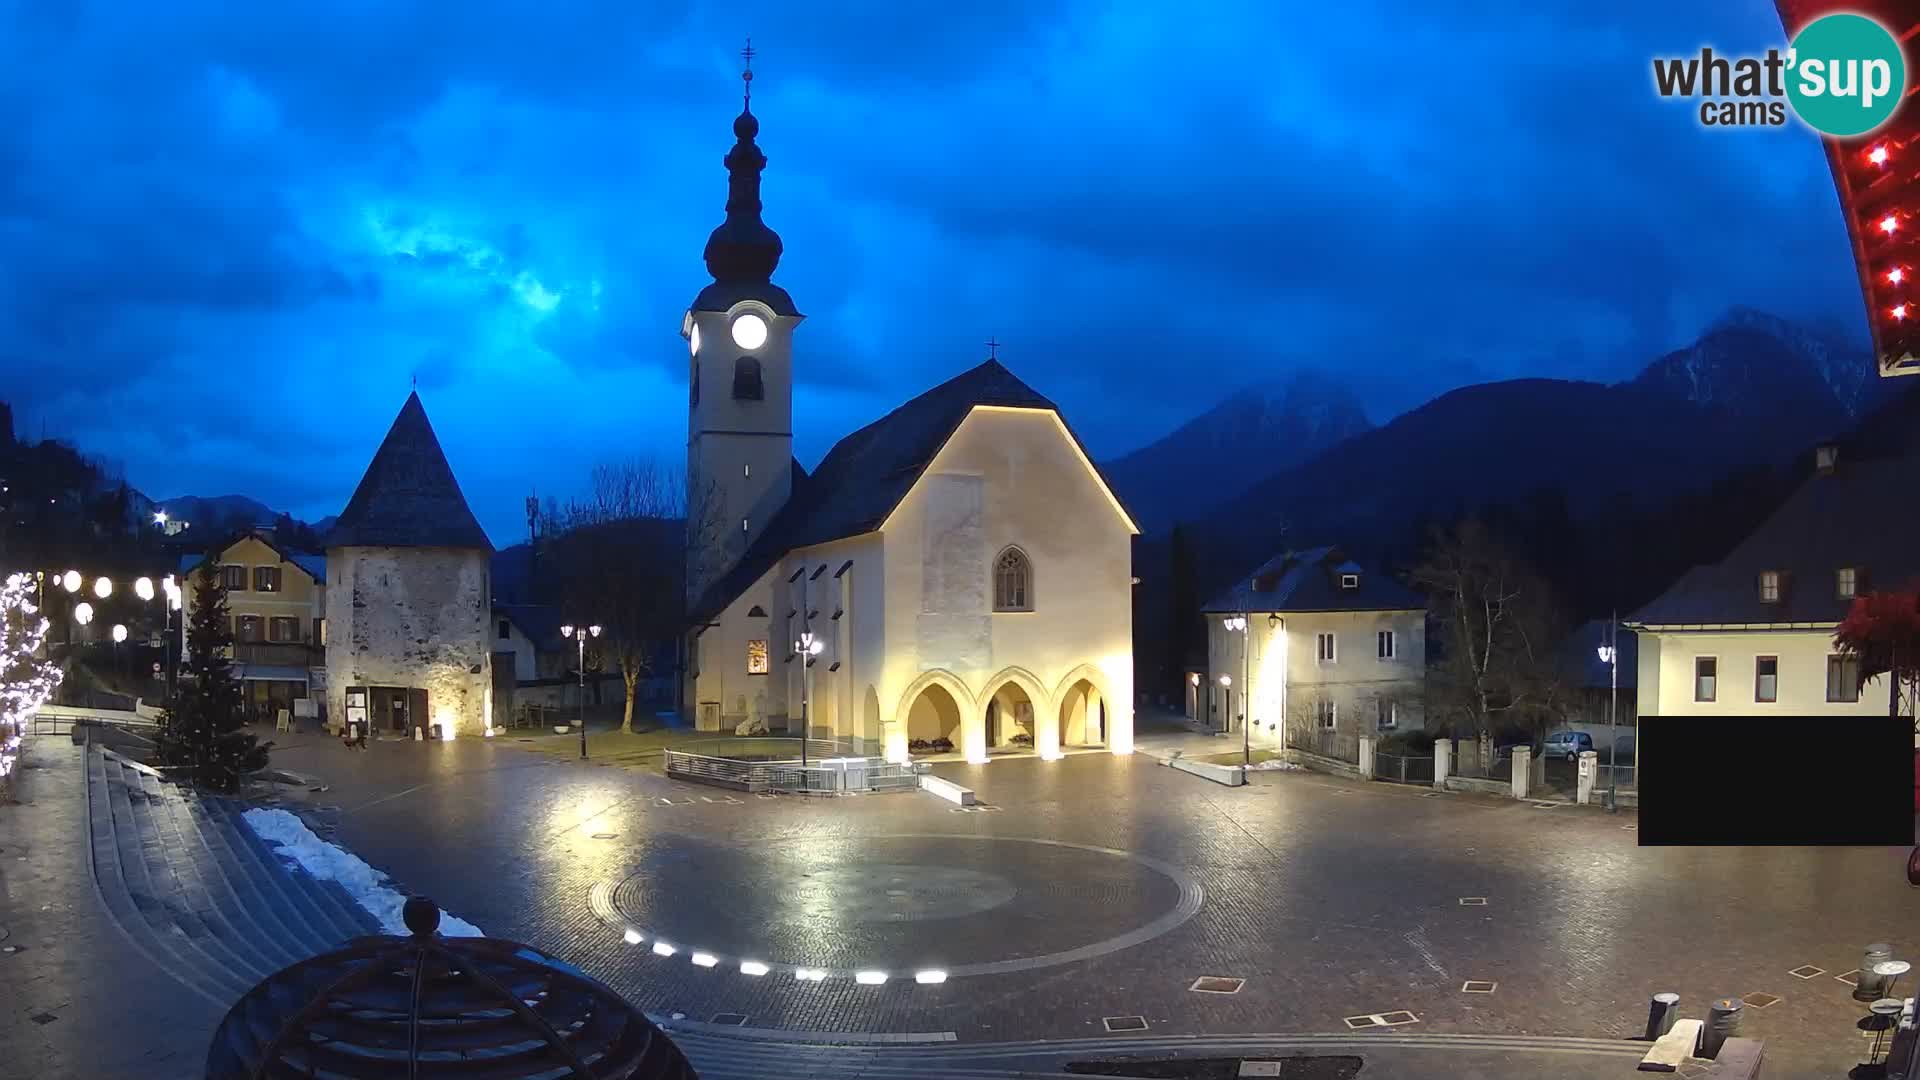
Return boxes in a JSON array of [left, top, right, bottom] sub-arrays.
[[682, 74, 1137, 764]]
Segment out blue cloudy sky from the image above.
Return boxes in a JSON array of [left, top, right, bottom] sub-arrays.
[[0, 1, 1864, 545]]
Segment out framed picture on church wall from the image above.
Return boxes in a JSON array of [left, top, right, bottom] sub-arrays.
[[747, 639, 768, 675]]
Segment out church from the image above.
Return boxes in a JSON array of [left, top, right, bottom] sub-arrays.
[[682, 62, 1138, 764]]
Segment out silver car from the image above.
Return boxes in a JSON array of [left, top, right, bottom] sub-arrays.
[[1543, 731, 1595, 762]]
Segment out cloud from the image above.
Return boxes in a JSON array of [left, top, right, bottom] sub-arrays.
[[0, 1, 1863, 543]]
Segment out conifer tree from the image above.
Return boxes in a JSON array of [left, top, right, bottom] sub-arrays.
[[155, 564, 268, 790]]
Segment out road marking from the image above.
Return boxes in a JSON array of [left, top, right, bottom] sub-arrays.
[[1343, 1011, 1418, 1028], [1741, 992, 1781, 1009], [1189, 976, 1245, 994], [1458, 897, 1488, 906], [1837, 969, 1862, 987], [1405, 930, 1447, 979], [1789, 965, 1826, 980], [710, 1012, 750, 1026], [1461, 980, 1497, 994], [1102, 1015, 1148, 1033]]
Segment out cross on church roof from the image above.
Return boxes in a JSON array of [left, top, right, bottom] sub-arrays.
[[741, 37, 754, 107], [986, 336, 1000, 360]]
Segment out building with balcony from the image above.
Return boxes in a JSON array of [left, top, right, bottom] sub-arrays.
[[179, 528, 327, 722]]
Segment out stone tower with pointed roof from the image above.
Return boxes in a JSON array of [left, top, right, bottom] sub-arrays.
[[324, 392, 494, 739]]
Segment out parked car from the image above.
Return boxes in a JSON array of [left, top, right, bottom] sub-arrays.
[[1542, 730, 1596, 762]]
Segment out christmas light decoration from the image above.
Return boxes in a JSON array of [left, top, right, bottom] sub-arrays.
[[111, 624, 128, 643], [1, 573, 64, 769], [1891, 267, 1906, 285], [134, 577, 154, 601], [74, 602, 94, 625], [1895, 304, 1909, 321], [1871, 144, 1890, 166], [61, 571, 80, 593], [93, 576, 111, 599], [1881, 214, 1900, 235]]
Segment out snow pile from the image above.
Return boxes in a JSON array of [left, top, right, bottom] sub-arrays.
[[1248, 759, 1305, 772], [243, 808, 484, 938]]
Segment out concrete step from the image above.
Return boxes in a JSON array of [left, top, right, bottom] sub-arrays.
[[110, 761, 273, 992], [204, 797, 380, 946], [86, 751, 254, 1006]]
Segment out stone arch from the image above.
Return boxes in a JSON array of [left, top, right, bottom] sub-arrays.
[[1053, 663, 1117, 749], [980, 666, 1053, 757], [898, 669, 977, 758]]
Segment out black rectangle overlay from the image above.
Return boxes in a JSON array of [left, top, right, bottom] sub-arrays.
[[1639, 715, 1914, 846]]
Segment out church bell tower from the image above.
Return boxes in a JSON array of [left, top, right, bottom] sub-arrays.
[[686, 42, 801, 602]]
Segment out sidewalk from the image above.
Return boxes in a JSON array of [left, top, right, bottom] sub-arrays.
[[0, 737, 218, 1080]]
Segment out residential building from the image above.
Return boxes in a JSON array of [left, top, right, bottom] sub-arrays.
[[1197, 546, 1427, 760], [179, 528, 326, 723], [682, 80, 1137, 762], [1626, 442, 1912, 719], [324, 392, 494, 739]]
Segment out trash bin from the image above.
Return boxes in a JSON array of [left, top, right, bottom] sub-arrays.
[[1701, 998, 1741, 1058], [1862, 944, 1895, 1001]]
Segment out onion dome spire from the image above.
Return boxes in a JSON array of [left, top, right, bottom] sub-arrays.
[[703, 38, 783, 286]]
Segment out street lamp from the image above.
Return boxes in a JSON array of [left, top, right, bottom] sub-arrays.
[[1597, 617, 1619, 813], [560, 623, 601, 760], [1223, 614, 1251, 768], [795, 631, 824, 770], [61, 570, 80, 593], [93, 576, 112, 599]]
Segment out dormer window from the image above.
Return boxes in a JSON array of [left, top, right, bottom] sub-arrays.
[[1340, 573, 1359, 589], [1758, 570, 1781, 603], [1837, 567, 1859, 600]]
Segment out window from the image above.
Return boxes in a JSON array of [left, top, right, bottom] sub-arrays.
[[1758, 570, 1781, 603], [1316, 632, 1336, 663], [993, 547, 1033, 611], [1837, 567, 1858, 599], [1755, 656, 1778, 703], [732, 356, 764, 400], [498, 619, 511, 640], [747, 639, 768, 675], [1694, 657, 1717, 701], [1340, 573, 1359, 589], [221, 564, 247, 591], [315, 618, 326, 646], [1376, 698, 1397, 730], [268, 617, 299, 643], [1827, 654, 1862, 702], [254, 566, 281, 592], [236, 615, 263, 643], [1315, 698, 1337, 730], [1377, 630, 1395, 660]]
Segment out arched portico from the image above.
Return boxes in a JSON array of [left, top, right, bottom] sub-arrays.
[[896, 669, 982, 762], [1053, 663, 1119, 751], [981, 666, 1054, 758]]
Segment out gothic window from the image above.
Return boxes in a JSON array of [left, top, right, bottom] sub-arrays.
[[732, 356, 764, 400], [993, 546, 1033, 611]]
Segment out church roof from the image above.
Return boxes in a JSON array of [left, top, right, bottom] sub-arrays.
[[693, 359, 1121, 621], [1202, 546, 1426, 614], [326, 392, 492, 552]]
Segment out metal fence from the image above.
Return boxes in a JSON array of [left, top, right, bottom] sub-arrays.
[[663, 745, 922, 795], [1287, 728, 1360, 764], [1374, 752, 1435, 785]]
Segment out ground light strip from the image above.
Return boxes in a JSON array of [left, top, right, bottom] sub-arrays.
[[587, 835, 1204, 985]]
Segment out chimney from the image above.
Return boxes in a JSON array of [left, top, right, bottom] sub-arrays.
[[1815, 444, 1838, 474]]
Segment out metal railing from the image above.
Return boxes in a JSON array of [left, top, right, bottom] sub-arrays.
[[663, 745, 922, 795], [1374, 752, 1434, 785]]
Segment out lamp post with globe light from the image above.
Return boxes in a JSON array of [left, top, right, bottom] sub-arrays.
[[796, 631, 824, 771], [1223, 615, 1251, 768], [1596, 616, 1619, 813], [560, 623, 600, 760]]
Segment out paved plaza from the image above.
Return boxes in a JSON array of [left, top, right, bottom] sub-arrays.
[[3, 726, 1916, 1077]]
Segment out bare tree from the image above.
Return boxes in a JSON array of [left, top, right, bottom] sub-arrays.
[[1411, 519, 1567, 746], [540, 460, 722, 733]]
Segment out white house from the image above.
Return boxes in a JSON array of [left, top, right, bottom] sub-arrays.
[[1196, 547, 1427, 759], [681, 78, 1138, 764], [1626, 442, 1907, 720], [323, 393, 494, 740]]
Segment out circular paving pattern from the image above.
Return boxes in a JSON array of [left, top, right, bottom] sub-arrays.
[[600, 834, 1202, 978]]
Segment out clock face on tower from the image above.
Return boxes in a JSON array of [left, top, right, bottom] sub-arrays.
[[731, 312, 768, 350]]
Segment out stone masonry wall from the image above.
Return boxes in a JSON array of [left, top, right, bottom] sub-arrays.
[[324, 546, 491, 737]]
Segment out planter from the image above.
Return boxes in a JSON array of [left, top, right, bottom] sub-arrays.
[[553, 725, 572, 735]]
